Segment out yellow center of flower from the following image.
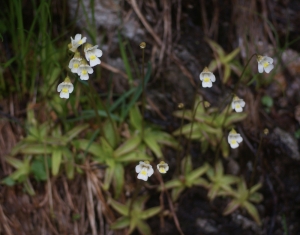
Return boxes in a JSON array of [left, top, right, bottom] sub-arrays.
[[204, 77, 210, 82], [79, 40, 83, 44], [90, 55, 96, 60], [82, 70, 87, 75], [159, 167, 166, 173], [73, 63, 79, 68], [235, 103, 240, 108], [263, 62, 269, 68], [141, 170, 147, 175], [230, 140, 237, 145], [62, 88, 68, 93]]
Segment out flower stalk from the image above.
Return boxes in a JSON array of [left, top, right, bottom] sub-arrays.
[[140, 42, 146, 140]]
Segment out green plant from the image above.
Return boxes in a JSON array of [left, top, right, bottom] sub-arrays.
[[3, 109, 88, 192], [223, 178, 263, 225], [129, 105, 179, 158], [206, 39, 242, 84], [173, 96, 247, 158], [109, 196, 161, 235], [206, 160, 239, 200], [162, 156, 209, 201], [2, 156, 36, 195], [73, 120, 153, 198]]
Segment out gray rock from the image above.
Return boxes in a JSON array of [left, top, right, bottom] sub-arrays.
[[273, 127, 300, 160]]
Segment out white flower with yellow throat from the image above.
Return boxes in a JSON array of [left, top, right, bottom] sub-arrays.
[[199, 67, 216, 88], [77, 59, 94, 80], [231, 96, 245, 112], [68, 51, 82, 74], [84, 43, 103, 67], [68, 34, 87, 52], [135, 161, 154, 181], [157, 161, 169, 174], [257, 55, 274, 73], [57, 77, 74, 99], [228, 129, 243, 149]]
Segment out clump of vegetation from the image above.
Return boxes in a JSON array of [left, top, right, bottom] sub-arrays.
[[2, 0, 298, 234]]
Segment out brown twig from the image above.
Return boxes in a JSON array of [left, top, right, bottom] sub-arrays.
[[200, 0, 209, 36], [0, 204, 13, 235], [156, 172, 185, 235], [175, 0, 182, 42], [62, 176, 75, 210], [209, 0, 219, 40], [86, 173, 97, 235], [146, 96, 166, 120], [100, 61, 128, 79], [88, 172, 115, 223]]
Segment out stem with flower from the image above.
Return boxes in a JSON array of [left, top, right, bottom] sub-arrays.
[[140, 42, 146, 140]]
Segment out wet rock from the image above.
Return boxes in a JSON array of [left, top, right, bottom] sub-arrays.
[[273, 127, 300, 160], [196, 218, 218, 233], [231, 213, 262, 235], [68, 0, 144, 44]]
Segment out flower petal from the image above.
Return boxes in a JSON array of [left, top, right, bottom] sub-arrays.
[[87, 67, 94, 73], [60, 91, 70, 99], [258, 64, 264, 73], [89, 57, 101, 67], [263, 56, 273, 64], [264, 64, 274, 73], [137, 172, 148, 181], [68, 59, 74, 69], [202, 81, 212, 88], [80, 37, 87, 44], [71, 67, 78, 73], [230, 142, 239, 149], [68, 84, 74, 93], [57, 83, 63, 92], [234, 106, 243, 112], [199, 72, 204, 81], [135, 165, 141, 173], [94, 49, 103, 57], [147, 167, 154, 177], [85, 51, 91, 61], [209, 73, 216, 82], [80, 74, 89, 80], [74, 34, 82, 41], [240, 100, 245, 107]]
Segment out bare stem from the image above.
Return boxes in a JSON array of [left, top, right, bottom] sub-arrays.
[[140, 42, 146, 140], [184, 96, 204, 170], [175, 103, 185, 176], [250, 130, 265, 186]]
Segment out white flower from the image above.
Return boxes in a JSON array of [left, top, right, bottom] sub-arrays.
[[199, 67, 216, 88], [257, 55, 274, 73], [157, 161, 169, 174], [68, 51, 82, 74], [77, 59, 93, 80], [228, 129, 243, 149], [231, 96, 245, 112], [84, 43, 103, 67], [57, 77, 74, 99], [135, 161, 154, 181], [68, 34, 87, 52]]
